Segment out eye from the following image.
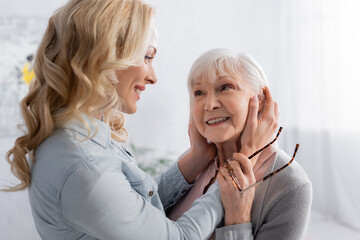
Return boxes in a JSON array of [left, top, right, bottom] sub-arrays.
[[144, 55, 154, 64], [194, 90, 203, 97], [220, 84, 234, 91]]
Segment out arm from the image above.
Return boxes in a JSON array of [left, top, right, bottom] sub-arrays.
[[156, 159, 193, 210], [60, 161, 223, 240]]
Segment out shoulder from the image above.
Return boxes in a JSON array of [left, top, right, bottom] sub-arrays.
[[262, 149, 312, 207], [30, 128, 121, 198], [272, 149, 311, 188], [251, 150, 312, 239]]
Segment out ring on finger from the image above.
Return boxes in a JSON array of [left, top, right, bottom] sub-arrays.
[[229, 173, 242, 191], [225, 160, 242, 191]]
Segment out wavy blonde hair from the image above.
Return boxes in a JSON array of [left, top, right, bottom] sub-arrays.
[[4, 0, 156, 192]]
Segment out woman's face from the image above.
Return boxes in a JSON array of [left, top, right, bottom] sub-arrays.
[[192, 75, 257, 143], [115, 46, 157, 114]]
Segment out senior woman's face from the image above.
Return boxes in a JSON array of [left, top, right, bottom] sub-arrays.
[[192, 75, 257, 143], [115, 46, 157, 114]]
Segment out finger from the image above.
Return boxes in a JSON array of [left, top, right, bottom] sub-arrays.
[[246, 95, 259, 127], [229, 158, 256, 188], [219, 166, 242, 191], [188, 111, 197, 132], [188, 110, 207, 142], [274, 101, 279, 122], [263, 87, 275, 118], [218, 166, 235, 183], [238, 96, 258, 152], [272, 102, 279, 134], [263, 86, 273, 102], [217, 168, 228, 185], [232, 153, 253, 176], [188, 111, 194, 136], [226, 159, 246, 187]]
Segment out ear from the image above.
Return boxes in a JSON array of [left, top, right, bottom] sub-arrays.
[[257, 90, 265, 113]]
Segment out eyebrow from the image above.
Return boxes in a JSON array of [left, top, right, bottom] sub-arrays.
[[218, 76, 241, 86]]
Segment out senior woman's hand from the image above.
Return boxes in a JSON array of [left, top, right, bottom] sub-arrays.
[[217, 154, 256, 225], [240, 87, 279, 158]]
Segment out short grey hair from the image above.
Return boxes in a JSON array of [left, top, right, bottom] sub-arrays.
[[187, 48, 269, 101]]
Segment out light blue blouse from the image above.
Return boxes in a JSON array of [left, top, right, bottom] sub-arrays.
[[29, 117, 224, 239]]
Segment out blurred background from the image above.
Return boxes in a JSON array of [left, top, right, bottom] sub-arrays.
[[1, 0, 359, 239]]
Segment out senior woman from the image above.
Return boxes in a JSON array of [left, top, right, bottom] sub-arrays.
[[167, 48, 312, 240], [3, 1, 278, 239]]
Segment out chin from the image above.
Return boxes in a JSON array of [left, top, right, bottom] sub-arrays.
[[206, 135, 232, 144], [122, 105, 137, 114]]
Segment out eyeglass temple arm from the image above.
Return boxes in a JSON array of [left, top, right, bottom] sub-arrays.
[[248, 127, 283, 160], [240, 144, 299, 193]]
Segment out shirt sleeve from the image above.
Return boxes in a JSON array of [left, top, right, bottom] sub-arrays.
[[215, 223, 253, 240], [60, 160, 223, 240], [215, 182, 312, 240], [155, 161, 193, 210]]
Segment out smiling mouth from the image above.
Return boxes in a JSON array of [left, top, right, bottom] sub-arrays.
[[206, 117, 230, 125], [134, 87, 142, 96]]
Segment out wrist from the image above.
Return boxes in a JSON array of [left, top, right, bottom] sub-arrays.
[[178, 151, 195, 183], [178, 146, 215, 183], [240, 142, 257, 157], [224, 211, 251, 226]]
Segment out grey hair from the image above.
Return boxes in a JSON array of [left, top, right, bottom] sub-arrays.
[[187, 48, 269, 101]]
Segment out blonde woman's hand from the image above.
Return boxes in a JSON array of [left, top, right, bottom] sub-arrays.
[[217, 153, 256, 225], [188, 113, 216, 161], [178, 114, 216, 183], [240, 87, 279, 157]]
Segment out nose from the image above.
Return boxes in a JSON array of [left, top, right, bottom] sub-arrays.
[[204, 93, 220, 111], [145, 64, 157, 84]]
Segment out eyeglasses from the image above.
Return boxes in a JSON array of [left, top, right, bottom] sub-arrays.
[[226, 127, 299, 193]]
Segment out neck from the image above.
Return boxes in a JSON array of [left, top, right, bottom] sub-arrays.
[[214, 137, 264, 170], [214, 137, 241, 167]]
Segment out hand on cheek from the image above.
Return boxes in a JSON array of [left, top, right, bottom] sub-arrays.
[[188, 113, 216, 160], [178, 113, 216, 184], [239, 87, 278, 157]]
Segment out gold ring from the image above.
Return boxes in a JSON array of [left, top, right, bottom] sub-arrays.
[[229, 173, 242, 191], [225, 160, 242, 191]]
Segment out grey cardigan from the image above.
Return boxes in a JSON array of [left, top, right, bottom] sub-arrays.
[[215, 149, 312, 240]]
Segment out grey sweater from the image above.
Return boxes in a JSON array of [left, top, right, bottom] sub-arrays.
[[215, 149, 312, 240]]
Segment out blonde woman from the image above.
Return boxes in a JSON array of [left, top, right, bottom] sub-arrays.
[[3, 1, 278, 239], [167, 48, 312, 239]]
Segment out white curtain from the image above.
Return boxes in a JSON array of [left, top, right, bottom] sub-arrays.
[[272, 0, 360, 230]]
